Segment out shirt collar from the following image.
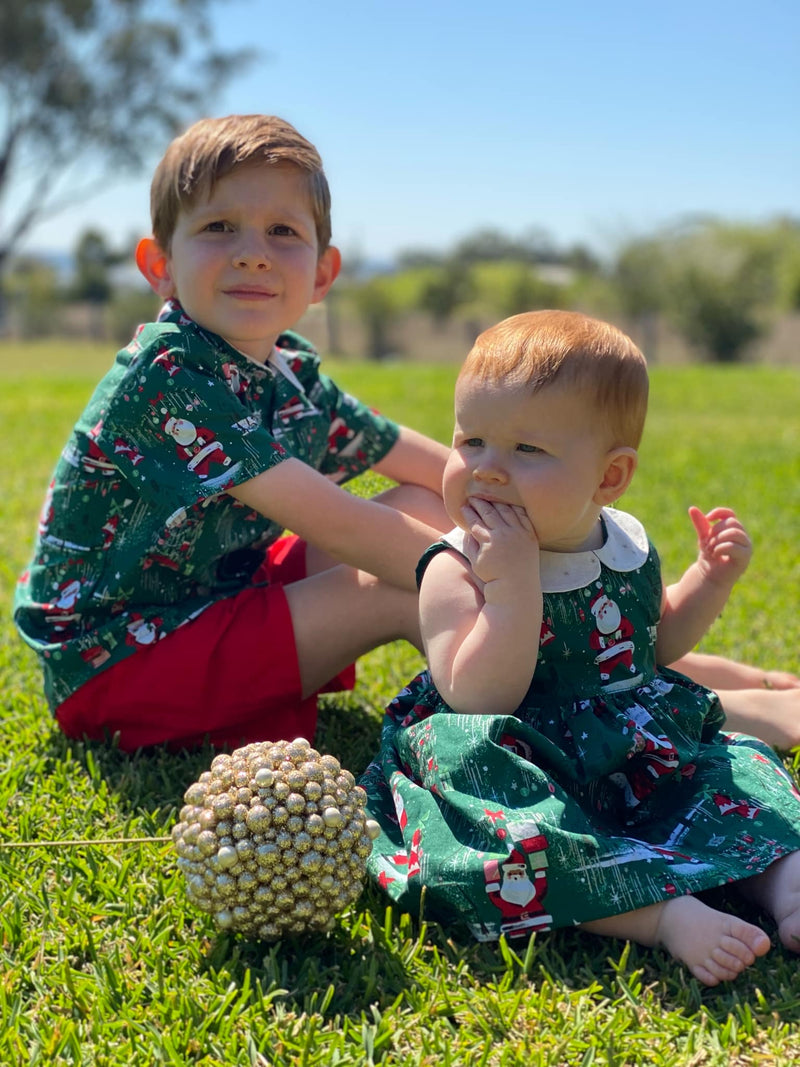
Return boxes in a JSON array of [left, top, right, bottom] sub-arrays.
[[155, 300, 304, 389], [441, 507, 650, 593]]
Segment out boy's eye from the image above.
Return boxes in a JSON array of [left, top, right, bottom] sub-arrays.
[[203, 220, 229, 233], [270, 224, 297, 237]]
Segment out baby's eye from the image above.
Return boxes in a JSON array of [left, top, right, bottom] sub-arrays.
[[463, 437, 484, 448], [517, 443, 542, 454]]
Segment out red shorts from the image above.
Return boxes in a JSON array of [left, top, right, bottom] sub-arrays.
[[55, 536, 355, 752]]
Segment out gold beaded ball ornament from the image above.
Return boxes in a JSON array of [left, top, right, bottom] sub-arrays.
[[172, 738, 381, 940]]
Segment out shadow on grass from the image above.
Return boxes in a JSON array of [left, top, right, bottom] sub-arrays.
[[47, 692, 384, 825], [146, 873, 800, 1032]]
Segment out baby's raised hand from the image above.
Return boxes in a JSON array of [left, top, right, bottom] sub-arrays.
[[462, 497, 538, 586], [688, 506, 752, 586]]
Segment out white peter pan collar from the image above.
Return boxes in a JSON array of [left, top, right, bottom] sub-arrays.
[[440, 507, 649, 593]]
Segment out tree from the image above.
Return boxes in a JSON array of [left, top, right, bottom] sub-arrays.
[[70, 227, 132, 338], [0, 1, 253, 284], [350, 278, 398, 360], [663, 224, 779, 363], [498, 265, 561, 318], [71, 230, 118, 305], [418, 261, 475, 327], [613, 221, 784, 363], [3, 254, 63, 337], [612, 236, 667, 360]]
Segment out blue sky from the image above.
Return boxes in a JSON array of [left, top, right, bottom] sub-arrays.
[[20, 0, 799, 264]]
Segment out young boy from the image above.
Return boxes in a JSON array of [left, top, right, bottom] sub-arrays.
[[14, 113, 450, 752]]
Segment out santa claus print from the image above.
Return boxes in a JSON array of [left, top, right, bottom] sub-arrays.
[[221, 362, 248, 398], [539, 616, 556, 648], [274, 395, 314, 426], [44, 577, 85, 632], [482, 826, 552, 936], [588, 585, 643, 692], [163, 415, 233, 479], [153, 349, 182, 378], [113, 437, 145, 466], [125, 613, 164, 647], [100, 515, 121, 549], [81, 438, 117, 479]]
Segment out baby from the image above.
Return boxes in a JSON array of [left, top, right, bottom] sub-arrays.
[[363, 309, 800, 986]]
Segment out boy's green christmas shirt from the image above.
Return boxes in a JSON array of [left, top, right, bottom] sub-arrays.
[[15, 302, 399, 709]]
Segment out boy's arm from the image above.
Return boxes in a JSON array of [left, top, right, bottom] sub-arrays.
[[656, 506, 752, 665], [372, 426, 449, 494], [421, 498, 542, 714], [228, 457, 439, 591]]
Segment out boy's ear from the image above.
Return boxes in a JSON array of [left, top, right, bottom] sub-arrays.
[[310, 245, 342, 304], [135, 238, 176, 298], [593, 446, 638, 506]]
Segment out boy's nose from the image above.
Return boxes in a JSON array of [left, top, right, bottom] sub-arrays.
[[233, 236, 271, 270]]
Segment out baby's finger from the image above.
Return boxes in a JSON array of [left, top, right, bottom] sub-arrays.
[[466, 497, 506, 527], [688, 506, 711, 542], [509, 504, 535, 533], [703, 506, 738, 525], [462, 532, 481, 560], [491, 501, 531, 530], [707, 522, 752, 552], [461, 502, 481, 527]]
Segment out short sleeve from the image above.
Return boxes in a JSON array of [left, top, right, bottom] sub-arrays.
[[94, 337, 290, 511], [308, 370, 400, 483]]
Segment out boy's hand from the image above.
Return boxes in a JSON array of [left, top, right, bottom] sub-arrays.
[[688, 506, 752, 586], [461, 497, 538, 587]]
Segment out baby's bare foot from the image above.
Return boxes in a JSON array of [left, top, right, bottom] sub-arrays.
[[655, 896, 770, 986], [743, 850, 800, 951]]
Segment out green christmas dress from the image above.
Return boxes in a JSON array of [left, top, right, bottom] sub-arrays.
[[361, 508, 800, 942]]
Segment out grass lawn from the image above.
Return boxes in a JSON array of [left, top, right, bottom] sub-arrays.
[[1, 340, 799, 1065]]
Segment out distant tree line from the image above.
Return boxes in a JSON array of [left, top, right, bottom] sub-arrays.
[[5, 215, 800, 363], [338, 216, 800, 363]]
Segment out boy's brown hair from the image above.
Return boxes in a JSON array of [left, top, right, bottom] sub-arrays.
[[460, 309, 649, 449], [150, 114, 332, 252]]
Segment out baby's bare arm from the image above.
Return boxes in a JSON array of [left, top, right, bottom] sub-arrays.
[[657, 507, 752, 665], [422, 498, 541, 714]]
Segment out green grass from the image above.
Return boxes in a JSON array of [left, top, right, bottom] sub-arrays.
[[1, 341, 800, 1065]]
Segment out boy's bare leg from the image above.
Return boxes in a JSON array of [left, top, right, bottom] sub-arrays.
[[289, 484, 449, 697], [581, 896, 770, 987], [716, 688, 800, 751], [739, 851, 800, 952], [672, 652, 800, 751], [286, 565, 421, 697], [673, 651, 800, 693]]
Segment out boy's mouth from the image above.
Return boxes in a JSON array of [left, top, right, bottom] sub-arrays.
[[224, 287, 278, 300]]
